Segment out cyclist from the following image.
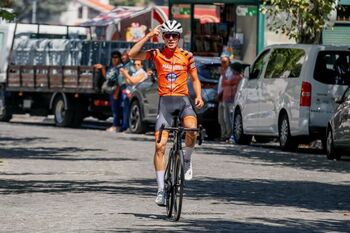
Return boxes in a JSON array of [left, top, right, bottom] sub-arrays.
[[129, 20, 204, 206]]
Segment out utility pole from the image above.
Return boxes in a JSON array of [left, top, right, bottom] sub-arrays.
[[32, 0, 37, 23]]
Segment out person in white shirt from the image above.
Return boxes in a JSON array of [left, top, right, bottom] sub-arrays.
[[120, 59, 148, 85]]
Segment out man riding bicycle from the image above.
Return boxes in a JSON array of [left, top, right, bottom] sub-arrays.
[[129, 20, 204, 206]]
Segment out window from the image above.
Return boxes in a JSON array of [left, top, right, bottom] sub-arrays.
[[78, 7, 83, 19], [249, 49, 270, 80], [314, 51, 350, 85], [265, 48, 305, 79], [197, 63, 221, 81]]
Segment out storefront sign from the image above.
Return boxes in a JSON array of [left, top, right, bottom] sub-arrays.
[[236, 6, 257, 16]]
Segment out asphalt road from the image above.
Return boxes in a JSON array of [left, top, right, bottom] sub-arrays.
[[1, 116, 350, 232]]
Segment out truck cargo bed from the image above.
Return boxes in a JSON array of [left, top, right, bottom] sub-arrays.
[[6, 65, 101, 93]]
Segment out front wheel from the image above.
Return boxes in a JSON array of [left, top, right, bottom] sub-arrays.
[[172, 151, 184, 221], [233, 110, 252, 145], [279, 114, 298, 151], [326, 128, 341, 160], [165, 149, 174, 218]]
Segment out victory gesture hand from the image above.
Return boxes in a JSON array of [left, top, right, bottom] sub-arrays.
[[148, 25, 162, 38]]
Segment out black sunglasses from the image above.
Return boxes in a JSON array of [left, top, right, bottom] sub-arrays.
[[163, 33, 180, 39]]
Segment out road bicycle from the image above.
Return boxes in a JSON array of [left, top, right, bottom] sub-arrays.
[[157, 116, 204, 221]]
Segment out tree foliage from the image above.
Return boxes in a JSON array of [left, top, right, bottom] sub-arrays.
[[0, 0, 15, 21], [261, 0, 338, 44]]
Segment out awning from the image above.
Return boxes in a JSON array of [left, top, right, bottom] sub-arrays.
[[80, 6, 150, 27]]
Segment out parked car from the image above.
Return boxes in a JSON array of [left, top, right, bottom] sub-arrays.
[[128, 56, 248, 139], [233, 44, 350, 151], [326, 86, 350, 160]]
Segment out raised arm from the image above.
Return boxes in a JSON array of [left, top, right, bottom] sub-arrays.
[[129, 25, 162, 60], [121, 68, 147, 85]]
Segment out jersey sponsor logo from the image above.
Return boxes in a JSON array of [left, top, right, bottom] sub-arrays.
[[162, 64, 184, 71], [166, 72, 177, 82]]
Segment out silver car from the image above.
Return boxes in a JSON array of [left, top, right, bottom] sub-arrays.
[[327, 86, 350, 160], [233, 44, 350, 151]]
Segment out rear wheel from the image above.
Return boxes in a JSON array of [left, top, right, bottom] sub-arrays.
[[326, 128, 341, 160], [53, 96, 74, 127], [233, 110, 252, 145], [129, 100, 146, 134], [0, 88, 12, 122], [279, 114, 298, 151]]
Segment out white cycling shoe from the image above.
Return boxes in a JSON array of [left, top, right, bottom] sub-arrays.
[[184, 159, 193, 181], [155, 190, 166, 206]]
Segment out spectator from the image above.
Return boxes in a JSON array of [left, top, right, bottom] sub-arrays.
[[121, 59, 148, 85], [119, 50, 136, 132], [95, 50, 123, 132], [218, 54, 243, 142]]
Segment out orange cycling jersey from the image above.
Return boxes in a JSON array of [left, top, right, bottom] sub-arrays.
[[145, 47, 197, 96]]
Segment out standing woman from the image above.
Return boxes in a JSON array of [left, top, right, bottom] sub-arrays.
[[217, 54, 233, 141], [120, 59, 148, 132], [221, 58, 243, 142], [95, 50, 123, 132]]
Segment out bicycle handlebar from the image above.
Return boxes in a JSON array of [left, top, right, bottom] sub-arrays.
[[157, 123, 204, 145]]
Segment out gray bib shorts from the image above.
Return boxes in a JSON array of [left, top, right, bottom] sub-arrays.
[[155, 96, 197, 131]]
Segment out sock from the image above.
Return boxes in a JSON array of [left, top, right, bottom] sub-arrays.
[[184, 146, 193, 161], [156, 170, 165, 191]]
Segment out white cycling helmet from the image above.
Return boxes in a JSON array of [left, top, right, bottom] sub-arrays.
[[161, 20, 183, 34]]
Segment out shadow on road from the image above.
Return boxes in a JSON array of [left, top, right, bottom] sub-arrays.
[[197, 142, 350, 173], [107, 215, 349, 233], [0, 178, 155, 196], [1, 176, 349, 213], [0, 135, 137, 162], [0, 175, 349, 232], [187, 177, 350, 212]]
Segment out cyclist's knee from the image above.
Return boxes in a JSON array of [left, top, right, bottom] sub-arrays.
[[183, 115, 197, 128]]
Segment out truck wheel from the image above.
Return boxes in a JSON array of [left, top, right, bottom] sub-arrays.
[[233, 110, 252, 145], [53, 96, 74, 127], [0, 94, 12, 122], [129, 100, 146, 134], [279, 114, 298, 151]]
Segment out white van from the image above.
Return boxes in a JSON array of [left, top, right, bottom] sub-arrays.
[[233, 44, 350, 151]]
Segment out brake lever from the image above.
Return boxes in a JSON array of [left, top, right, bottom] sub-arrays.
[[157, 124, 165, 143]]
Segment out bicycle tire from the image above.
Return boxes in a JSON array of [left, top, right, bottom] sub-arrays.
[[165, 149, 174, 218], [172, 150, 184, 221]]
